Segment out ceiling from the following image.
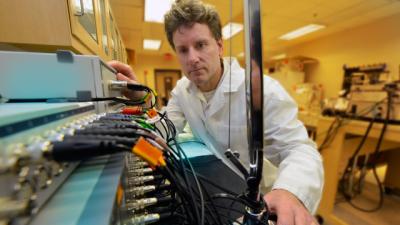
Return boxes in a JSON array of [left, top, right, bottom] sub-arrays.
[[109, 0, 400, 60]]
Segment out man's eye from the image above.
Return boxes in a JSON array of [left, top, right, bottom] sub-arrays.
[[197, 42, 206, 49], [178, 48, 187, 54]]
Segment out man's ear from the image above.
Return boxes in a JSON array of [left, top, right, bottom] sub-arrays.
[[217, 39, 224, 57]]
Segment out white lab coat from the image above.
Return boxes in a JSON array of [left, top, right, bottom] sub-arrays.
[[166, 58, 324, 213]]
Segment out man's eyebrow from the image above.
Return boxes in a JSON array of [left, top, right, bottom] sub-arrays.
[[175, 38, 209, 49], [175, 44, 186, 49], [196, 38, 208, 43]]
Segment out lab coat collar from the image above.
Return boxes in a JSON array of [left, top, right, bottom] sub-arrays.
[[220, 57, 245, 93]]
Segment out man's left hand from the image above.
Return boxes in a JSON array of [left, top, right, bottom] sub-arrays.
[[263, 189, 318, 225]]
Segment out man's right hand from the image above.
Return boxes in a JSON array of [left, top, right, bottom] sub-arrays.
[[108, 60, 138, 84], [108, 60, 147, 101]]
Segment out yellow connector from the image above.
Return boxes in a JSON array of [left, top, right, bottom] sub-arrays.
[[146, 108, 158, 118], [133, 137, 166, 167]]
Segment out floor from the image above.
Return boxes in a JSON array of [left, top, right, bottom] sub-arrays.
[[329, 182, 400, 225]]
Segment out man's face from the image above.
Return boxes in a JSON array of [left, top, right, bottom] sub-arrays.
[[172, 23, 223, 92]]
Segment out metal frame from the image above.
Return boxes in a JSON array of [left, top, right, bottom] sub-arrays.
[[243, 0, 265, 223]]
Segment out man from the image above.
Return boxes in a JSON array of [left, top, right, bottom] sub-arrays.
[[109, 0, 323, 224]]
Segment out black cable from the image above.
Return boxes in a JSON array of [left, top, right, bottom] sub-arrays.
[[159, 134, 204, 223], [341, 91, 392, 212], [227, 195, 240, 222], [47, 140, 131, 161], [162, 166, 197, 223], [161, 112, 262, 225], [88, 120, 149, 131], [338, 117, 374, 202], [339, 116, 375, 191], [6, 97, 145, 105], [349, 119, 375, 160], [177, 147, 202, 224], [346, 167, 384, 212], [162, 113, 177, 141], [157, 114, 206, 225], [153, 125, 164, 140], [170, 140, 207, 146], [92, 97, 145, 105], [173, 175, 222, 225], [198, 180, 224, 225], [43, 110, 216, 224], [63, 134, 138, 147], [89, 120, 163, 143], [173, 138, 205, 225], [211, 193, 249, 207], [159, 115, 171, 140], [124, 110, 246, 224], [157, 112, 172, 141], [126, 83, 157, 108], [73, 128, 154, 140], [318, 115, 343, 151]]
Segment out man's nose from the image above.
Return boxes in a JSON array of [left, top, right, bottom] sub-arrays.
[[187, 48, 200, 64]]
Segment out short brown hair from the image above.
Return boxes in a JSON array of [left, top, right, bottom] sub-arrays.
[[164, 0, 222, 49]]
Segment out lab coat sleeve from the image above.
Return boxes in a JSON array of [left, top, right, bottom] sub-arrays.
[[263, 79, 324, 214], [165, 88, 187, 134]]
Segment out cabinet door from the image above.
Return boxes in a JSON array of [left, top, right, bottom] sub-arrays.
[[68, 0, 100, 53], [109, 13, 118, 60], [117, 32, 122, 60], [98, 0, 109, 56]]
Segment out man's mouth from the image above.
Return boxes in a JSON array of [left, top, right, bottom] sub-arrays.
[[190, 68, 204, 74]]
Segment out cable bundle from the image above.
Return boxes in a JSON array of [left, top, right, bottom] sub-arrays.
[[337, 87, 396, 213], [43, 103, 275, 224]]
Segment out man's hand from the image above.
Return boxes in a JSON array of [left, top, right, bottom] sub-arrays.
[[108, 60, 138, 83], [264, 189, 318, 225], [108, 60, 146, 100]]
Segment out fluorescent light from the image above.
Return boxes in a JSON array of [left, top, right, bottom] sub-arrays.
[[279, 24, 325, 40], [222, 22, 243, 40], [270, 53, 286, 60], [237, 52, 244, 58], [145, 0, 174, 23], [143, 39, 161, 50]]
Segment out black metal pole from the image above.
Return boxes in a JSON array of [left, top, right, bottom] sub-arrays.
[[243, 0, 265, 224]]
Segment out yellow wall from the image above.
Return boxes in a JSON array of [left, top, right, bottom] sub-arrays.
[[286, 13, 400, 98], [131, 54, 181, 90]]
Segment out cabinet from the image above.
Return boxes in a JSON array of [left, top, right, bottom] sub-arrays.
[[0, 0, 127, 62]]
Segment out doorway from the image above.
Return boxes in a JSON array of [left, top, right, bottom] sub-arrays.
[[154, 69, 181, 107]]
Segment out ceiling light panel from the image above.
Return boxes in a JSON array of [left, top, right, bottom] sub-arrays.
[[143, 39, 161, 50], [270, 53, 287, 60], [279, 24, 326, 40], [222, 22, 243, 40], [144, 0, 174, 23]]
